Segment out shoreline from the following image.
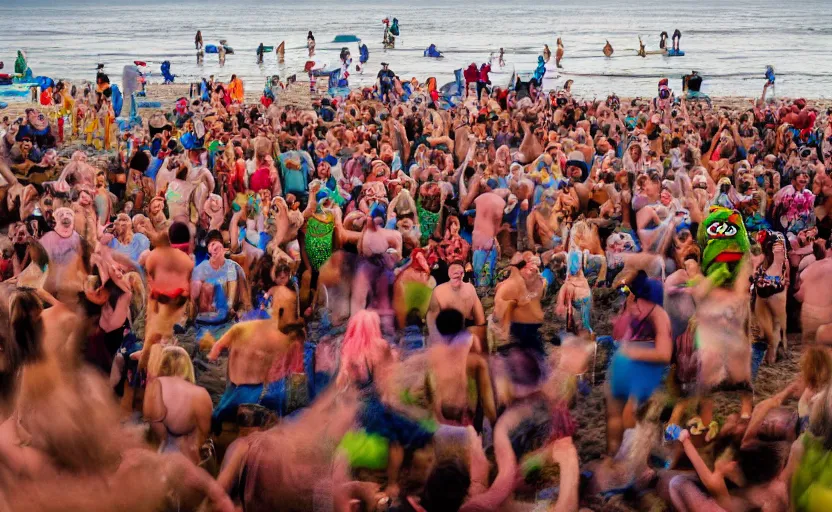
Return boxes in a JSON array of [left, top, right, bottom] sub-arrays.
[[5, 81, 832, 120]]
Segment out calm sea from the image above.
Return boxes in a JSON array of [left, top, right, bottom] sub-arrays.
[[2, 0, 832, 98]]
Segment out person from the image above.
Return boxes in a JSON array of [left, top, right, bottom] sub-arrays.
[[603, 40, 614, 57], [477, 62, 491, 100], [143, 346, 212, 465], [556, 37, 564, 68], [228, 74, 244, 103], [638, 37, 647, 58], [660, 31, 669, 50], [377, 62, 395, 103], [195, 30, 203, 50], [257, 43, 264, 65], [104, 213, 150, 265], [191, 229, 240, 326], [672, 29, 682, 52], [795, 239, 832, 344], [427, 262, 486, 350]]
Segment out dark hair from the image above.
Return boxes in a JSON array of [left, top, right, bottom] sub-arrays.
[[205, 229, 224, 248], [736, 440, 787, 485], [129, 150, 150, 173], [435, 308, 465, 337], [168, 221, 191, 245], [406, 308, 424, 328], [417, 460, 471, 512]]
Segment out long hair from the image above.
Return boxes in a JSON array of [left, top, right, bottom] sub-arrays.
[[336, 310, 391, 388]]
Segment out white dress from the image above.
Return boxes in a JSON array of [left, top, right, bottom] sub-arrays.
[[541, 58, 559, 91]]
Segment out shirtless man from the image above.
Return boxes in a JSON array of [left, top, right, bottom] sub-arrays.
[[556, 38, 564, 68], [141, 222, 195, 371], [207, 319, 305, 427], [527, 188, 568, 252], [462, 177, 506, 287], [428, 263, 487, 351], [795, 239, 832, 344], [491, 251, 547, 389], [427, 308, 497, 428], [267, 262, 299, 328]]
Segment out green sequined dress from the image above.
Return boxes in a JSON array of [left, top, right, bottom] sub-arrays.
[[417, 201, 440, 246], [306, 213, 335, 271]]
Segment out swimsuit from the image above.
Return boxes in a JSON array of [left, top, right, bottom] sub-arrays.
[[472, 241, 498, 287], [417, 200, 440, 246], [570, 296, 593, 334], [609, 308, 668, 403], [305, 213, 334, 271]]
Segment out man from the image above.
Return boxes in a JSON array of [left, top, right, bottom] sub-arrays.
[[377, 62, 395, 103], [191, 229, 239, 325], [104, 213, 150, 265], [428, 262, 487, 351], [462, 176, 506, 287], [527, 188, 568, 252], [207, 319, 306, 426], [795, 239, 832, 344]]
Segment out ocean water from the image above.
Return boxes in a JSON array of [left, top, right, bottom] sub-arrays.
[[2, 0, 832, 98]]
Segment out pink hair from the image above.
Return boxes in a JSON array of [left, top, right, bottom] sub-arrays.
[[337, 310, 391, 388]]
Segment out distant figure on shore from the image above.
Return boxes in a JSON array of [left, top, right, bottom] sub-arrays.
[[672, 29, 681, 52], [659, 31, 668, 50], [195, 30, 203, 50], [307, 31, 316, 57], [257, 43, 265, 65], [603, 40, 614, 57], [218, 44, 226, 66], [498, 47, 506, 67], [556, 38, 564, 68], [638, 37, 646, 58], [277, 41, 285, 64]]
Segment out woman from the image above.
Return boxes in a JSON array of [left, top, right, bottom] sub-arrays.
[[541, 44, 559, 92], [143, 346, 213, 466], [335, 310, 435, 498], [195, 30, 203, 50], [753, 230, 789, 365], [606, 271, 672, 454]]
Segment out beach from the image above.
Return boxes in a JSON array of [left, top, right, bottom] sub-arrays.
[[4, 0, 832, 99]]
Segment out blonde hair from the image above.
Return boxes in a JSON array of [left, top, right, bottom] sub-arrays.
[[802, 347, 832, 391], [157, 346, 195, 383]]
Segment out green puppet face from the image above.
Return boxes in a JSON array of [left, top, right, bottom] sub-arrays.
[[698, 206, 750, 284]]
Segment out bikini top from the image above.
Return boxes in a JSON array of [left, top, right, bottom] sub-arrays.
[[628, 305, 657, 342]]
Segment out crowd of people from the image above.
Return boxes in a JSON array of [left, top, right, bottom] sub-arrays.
[[2, 56, 832, 512]]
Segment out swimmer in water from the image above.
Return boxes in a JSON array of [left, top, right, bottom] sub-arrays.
[[638, 37, 647, 58], [603, 40, 614, 57]]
